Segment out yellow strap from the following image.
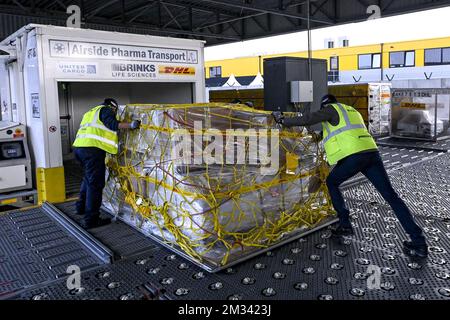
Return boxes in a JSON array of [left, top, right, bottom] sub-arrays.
[[103, 103, 334, 265]]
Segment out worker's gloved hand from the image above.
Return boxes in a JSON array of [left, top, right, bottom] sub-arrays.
[[130, 120, 141, 130], [272, 111, 285, 125]]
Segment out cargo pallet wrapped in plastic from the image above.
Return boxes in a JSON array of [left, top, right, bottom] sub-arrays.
[[103, 103, 336, 272]]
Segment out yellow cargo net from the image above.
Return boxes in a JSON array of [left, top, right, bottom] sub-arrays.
[[104, 103, 334, 266]]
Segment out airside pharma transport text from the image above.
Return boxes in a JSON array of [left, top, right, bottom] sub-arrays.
[[70, 44, 187, 61]]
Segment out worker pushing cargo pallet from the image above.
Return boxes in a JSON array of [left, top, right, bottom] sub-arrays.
[[272, 94, 428, 259]]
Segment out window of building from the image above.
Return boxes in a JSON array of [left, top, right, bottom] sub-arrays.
[[328, 56, 339, 82], [358, 53, 381, 69], [330, 56, 339, 70], [328, 71, 339, 83], [358, 54, 372, 69], [425, 47, 450, 65], [342, 39, 349, 47], [425, 48, 441, 64], [389, 50, 415, 68], [327, 41, 334, 49], [443, 48, 450, 63], [209, 66, 222, 78], [406, 51, 415, 66], [372, 54, 381, 68]]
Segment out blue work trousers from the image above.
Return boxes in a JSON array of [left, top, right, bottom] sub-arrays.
[[326, 151, 426, 246], [74, 147, 106, 223]]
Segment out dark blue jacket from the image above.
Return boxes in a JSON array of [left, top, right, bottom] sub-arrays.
[[99, 106, 119, 132]]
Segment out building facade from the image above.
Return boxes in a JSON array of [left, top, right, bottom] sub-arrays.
[[205, 36, 450, 86]]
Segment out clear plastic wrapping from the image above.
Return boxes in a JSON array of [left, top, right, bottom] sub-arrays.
[[103, 103, 334, 271]]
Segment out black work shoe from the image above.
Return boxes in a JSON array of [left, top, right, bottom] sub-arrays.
[[81, 217, 111, 229], [403, 240, 428, 259], [75, 203, 85, 215], [331, 225, 354, 237]]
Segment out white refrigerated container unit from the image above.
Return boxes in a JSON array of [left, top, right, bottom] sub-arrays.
[[0, 24, 206, 201], [0, 121, 32, 193]]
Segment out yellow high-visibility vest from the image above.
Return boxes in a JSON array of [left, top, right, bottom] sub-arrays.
[[322, 103, 378, 165], [73, 105, 119, 154]]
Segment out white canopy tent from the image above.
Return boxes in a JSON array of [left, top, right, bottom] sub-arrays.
[[248, 72, 264, 87], [222, 74, 242, 87]]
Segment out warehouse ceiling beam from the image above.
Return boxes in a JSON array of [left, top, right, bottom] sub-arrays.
[[109, 0, 236, 22], [311, 0, 326, 16], [251, 16, 268, 33], [41, 0, 53, 9], [333, 0, 338, 22], [110, 1, 153, 20], [214, 12, 222, 34], [161, 2, 184, 29], [79, 0, 85, 20], [0, 3, 239, 41], [156, 0, 162, 28], [160, 0, 240, 18], [40, 0, 56, 9], [11, 0, 26, 11], [195, 12, 228, 30], [197, 0, 333, 25], [311, 0, 334, 22], [1, 0, 449, 46], [223, 21, 241, 38], [128, 2, 157, 23], [43, 0, 66, 11], [188, 5, 193, 30], [91, 16, 241, 40], [142, 25, 240, 40], [195, 13, 217, 30], [381, 0, 395, 11], [355, 0, 372, 9], [85, 0, 120, 19], [194, 1, 313, 31], [267, 12, 272, 31], [56, 0, 68, 10], [120, 0, 126, 23]]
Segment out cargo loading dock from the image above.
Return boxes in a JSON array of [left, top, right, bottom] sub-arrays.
[[1, 144, 450, 300], [0, 0, 450, 303]]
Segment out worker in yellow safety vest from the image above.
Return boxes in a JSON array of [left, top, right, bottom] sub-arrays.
[[272, 94, 427, 259], [73, 98, 141, 229]]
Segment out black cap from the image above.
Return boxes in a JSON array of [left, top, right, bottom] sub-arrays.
[[103, 98, 119, 109], [320, 94, 337, 109], [244, 101, 254, 108]]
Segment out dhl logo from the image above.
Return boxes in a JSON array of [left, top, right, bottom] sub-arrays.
[[159, 66, 195, 75], [400, 102, 427, 109]]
